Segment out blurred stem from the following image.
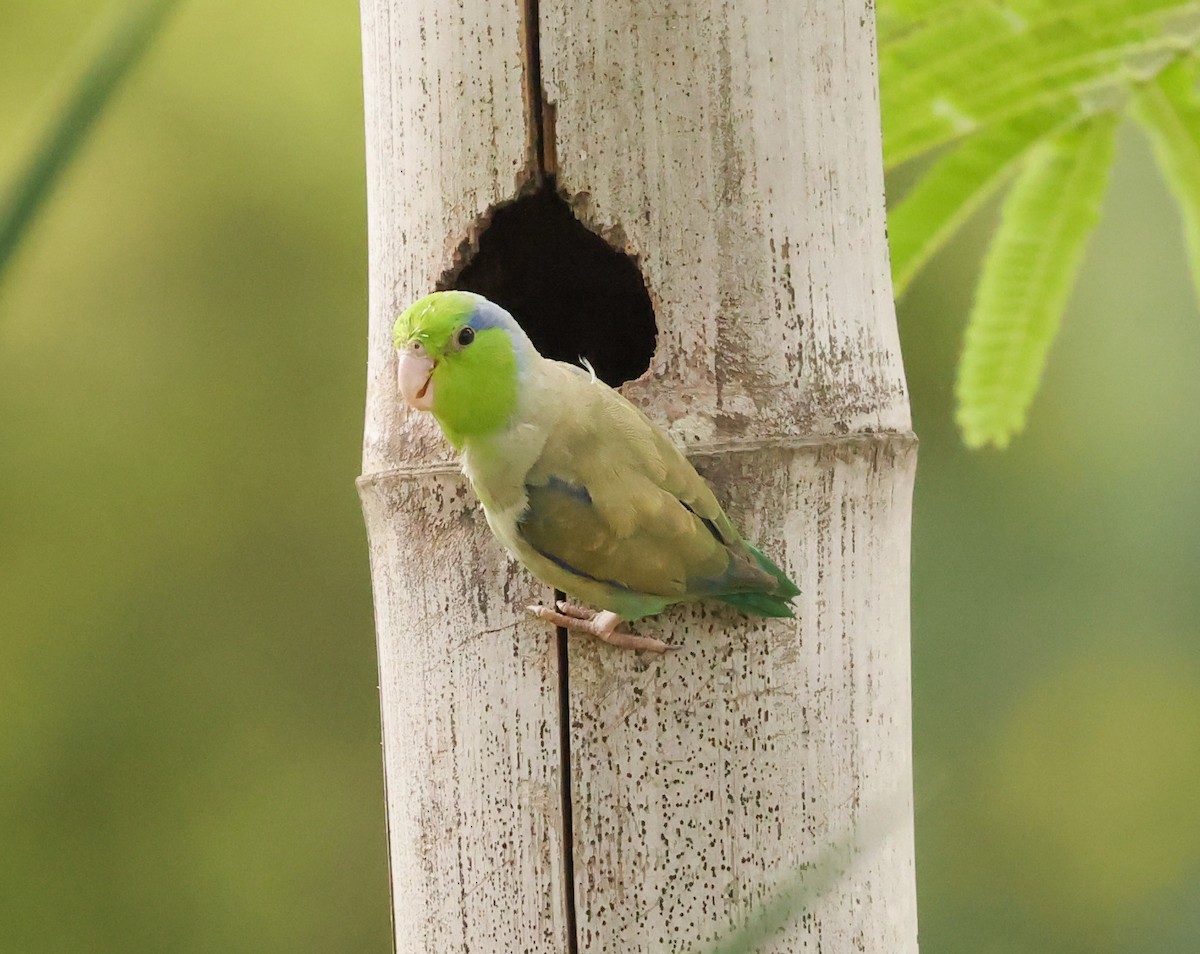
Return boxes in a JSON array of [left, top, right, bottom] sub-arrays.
[[704, 803, 904, 954], [0, 0, 183, 286]]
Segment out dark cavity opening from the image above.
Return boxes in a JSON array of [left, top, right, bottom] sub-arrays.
[[438, 182, 656, 387]]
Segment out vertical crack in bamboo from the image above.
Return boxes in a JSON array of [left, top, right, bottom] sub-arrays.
[[520, 0, 556, 183], [526, 0, 576, 941], [554, 590, 579, 954]]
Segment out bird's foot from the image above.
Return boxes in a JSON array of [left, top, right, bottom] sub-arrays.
[[527, 601, 674, 654]]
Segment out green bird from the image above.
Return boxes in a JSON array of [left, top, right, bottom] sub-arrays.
[[394, 290, 799, 653]]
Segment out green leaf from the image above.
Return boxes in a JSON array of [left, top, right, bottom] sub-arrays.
[[889, 102, 1079, 298], [878, 0, 988, 45], [0, 0, 183, 286], [1130, 55, 1200, 303], [881, 0, 1200, 168], [956, 114, 1119, 449]]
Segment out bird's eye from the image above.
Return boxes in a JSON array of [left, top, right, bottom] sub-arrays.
[[457, 326, 475, 347]]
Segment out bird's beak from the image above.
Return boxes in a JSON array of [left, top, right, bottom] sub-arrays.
[[397, 341, 436, 411]]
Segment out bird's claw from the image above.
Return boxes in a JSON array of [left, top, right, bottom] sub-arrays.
[[526, 602, 674, 654]]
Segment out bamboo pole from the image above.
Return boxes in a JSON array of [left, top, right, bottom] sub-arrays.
[[357, 3, 570, 950], [358, 1, 918, 951]]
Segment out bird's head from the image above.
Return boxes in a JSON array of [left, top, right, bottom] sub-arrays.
[[393, 291, 535, 447]]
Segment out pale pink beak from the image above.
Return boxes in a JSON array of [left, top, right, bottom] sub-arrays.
[[397, 340, 436, 411]]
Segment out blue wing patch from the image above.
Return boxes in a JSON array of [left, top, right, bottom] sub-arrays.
[[541, 475, 592, 506], [518, 476, 634, 592]]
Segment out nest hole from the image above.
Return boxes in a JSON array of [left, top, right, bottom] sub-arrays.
[[439, 183, 656, 387]]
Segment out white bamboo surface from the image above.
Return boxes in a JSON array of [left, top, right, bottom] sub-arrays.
[[360, 1, 918, 950]]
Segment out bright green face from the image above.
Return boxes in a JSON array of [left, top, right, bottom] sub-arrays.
[[393, 291, 520, 447]]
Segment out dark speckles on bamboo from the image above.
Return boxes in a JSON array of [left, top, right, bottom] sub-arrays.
[[362, 0, 915, 946]]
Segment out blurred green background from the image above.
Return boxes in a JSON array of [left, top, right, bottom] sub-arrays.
[[1, 2, 1197, 952]]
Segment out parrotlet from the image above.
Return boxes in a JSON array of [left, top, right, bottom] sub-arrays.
[[393, 290, 799, 653]]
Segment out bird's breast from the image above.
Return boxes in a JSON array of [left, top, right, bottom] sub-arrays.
[[460, 421, 546, 513]]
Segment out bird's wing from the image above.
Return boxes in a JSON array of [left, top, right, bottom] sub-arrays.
[[517, 363, 773, 599]]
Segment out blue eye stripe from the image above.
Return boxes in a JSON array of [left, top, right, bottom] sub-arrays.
[[466, 299, 517, 332], [462, 298, 534, 373]]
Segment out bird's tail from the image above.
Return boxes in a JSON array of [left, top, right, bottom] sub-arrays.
[[719, 591, 796, 618], [719, 543, 800, 618]]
